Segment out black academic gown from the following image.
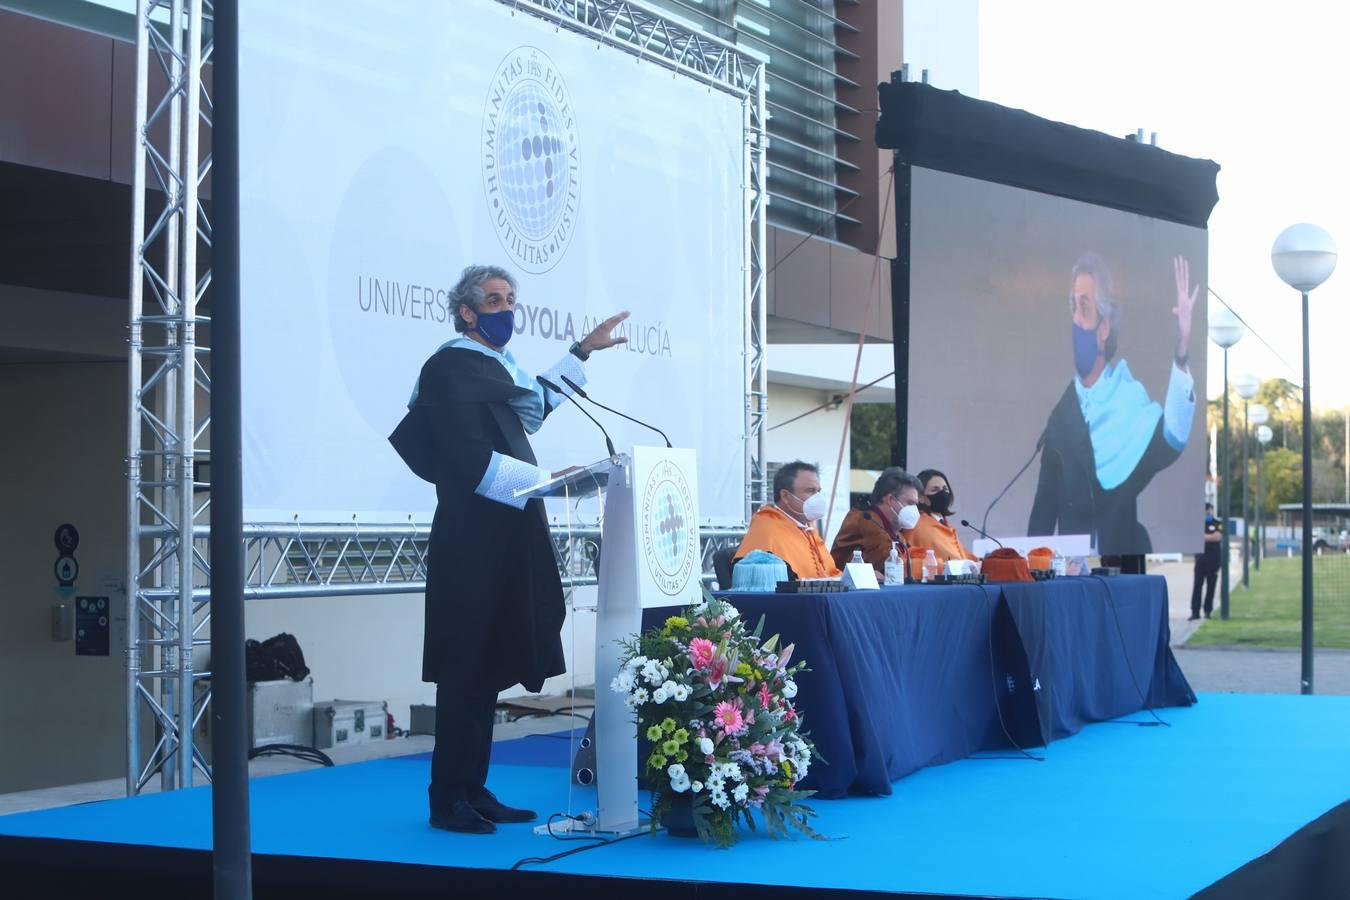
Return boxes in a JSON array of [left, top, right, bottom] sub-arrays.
[[388, 346, 566, 693], [1026, 380, 1182, 555]]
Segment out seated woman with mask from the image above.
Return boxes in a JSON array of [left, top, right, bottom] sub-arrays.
[[903, 469, 980, 566], [830, 468, 922, 575]]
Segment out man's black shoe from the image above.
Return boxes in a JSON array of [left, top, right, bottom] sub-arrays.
[[1187, 614, 1201, 621], [430, 799, 496, 834], [470, 788, 537, 824]]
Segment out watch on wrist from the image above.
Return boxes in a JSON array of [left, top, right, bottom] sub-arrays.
[[569, 341, 591, 361]]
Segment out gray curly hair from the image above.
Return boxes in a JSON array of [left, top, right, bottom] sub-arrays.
[[451, 264, 518, 333], [868, 467, 923, 507], [1070, 252, 1120, 361]]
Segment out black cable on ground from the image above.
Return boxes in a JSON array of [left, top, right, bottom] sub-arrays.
[[1097, 576, 1171, 728], [247, 743, 334, 767], [512, 827, 654, 871]]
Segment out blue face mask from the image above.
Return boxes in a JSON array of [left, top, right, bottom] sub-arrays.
[[1072, 321, 1101, 379], [473, 308, 515, 348]]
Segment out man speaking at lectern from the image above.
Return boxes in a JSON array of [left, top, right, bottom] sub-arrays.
[[390, 264, 628, 834]]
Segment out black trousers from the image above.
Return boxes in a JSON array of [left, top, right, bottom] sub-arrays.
[[1191, 559, 1218, 616], [428, 676, 497, 811]]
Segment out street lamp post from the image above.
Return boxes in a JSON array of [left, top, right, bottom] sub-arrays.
[[1250, 403, 1271, 570], [1209, 307, 1244, 620], [1235, 373, 1261, 587], [1256, 421, 1273, 571], [1272, 223, 1338, 695]]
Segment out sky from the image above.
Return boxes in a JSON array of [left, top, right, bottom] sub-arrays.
[[978, 0, 1349, 410]]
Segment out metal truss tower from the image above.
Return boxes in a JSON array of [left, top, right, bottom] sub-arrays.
[[126, 0, 214, 795]]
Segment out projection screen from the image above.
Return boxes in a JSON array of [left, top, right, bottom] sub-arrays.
[[906, 166, 1209, 555], [238, 0, 748, 525]]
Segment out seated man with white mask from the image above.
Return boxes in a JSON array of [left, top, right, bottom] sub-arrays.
[[830, 467, 923, 575], [734, 461, 841, 579]]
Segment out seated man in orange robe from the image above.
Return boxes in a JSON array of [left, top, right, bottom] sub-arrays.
[[734, 461, 840, 579], [902, 468, 981, 566], [830, 468, 923, 575]]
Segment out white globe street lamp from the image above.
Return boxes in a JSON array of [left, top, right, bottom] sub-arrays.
[[1234, 375, 1260, 586], [1271, 223, 1338, 694], [1248, 403, 1270, 571], [1208, 307, 1244, 619], [1255, 421, 1273, 570]]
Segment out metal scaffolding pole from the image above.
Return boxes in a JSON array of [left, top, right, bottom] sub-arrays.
[[126, 0, 214, 797]]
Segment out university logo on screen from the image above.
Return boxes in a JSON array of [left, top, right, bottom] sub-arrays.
[[641, 460, 698, 597], [482, 46, 580, 274]]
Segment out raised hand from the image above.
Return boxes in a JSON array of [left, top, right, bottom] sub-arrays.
[[1172, 255, 1199, 363], [580, 311, 631, 354]]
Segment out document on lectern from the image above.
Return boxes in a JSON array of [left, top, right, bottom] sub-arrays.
[[513, 454, 627, 501]]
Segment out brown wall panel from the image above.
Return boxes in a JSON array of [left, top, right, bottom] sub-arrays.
[[836, 0, 901, 258], [769, 226, 832, 330], [0, 10, 114, 180]]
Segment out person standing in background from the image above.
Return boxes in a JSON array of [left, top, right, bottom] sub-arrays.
[[1190, 502, 1222, 620]]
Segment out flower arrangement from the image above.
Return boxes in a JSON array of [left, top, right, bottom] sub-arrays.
[[610, 591, 820, 847]]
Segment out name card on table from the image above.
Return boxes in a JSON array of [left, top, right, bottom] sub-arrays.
[[842, 562, 880, 591]]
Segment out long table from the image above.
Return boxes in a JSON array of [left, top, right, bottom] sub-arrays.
[[644, 575, 1194, 799]]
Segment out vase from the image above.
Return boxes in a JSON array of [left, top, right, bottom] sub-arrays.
[[663, 793, 697, 838]]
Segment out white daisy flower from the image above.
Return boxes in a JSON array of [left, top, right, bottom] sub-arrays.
[[733, 783, 749, 803]]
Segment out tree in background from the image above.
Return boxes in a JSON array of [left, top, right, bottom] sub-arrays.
[[1209, 375, 1348, 513], [850, 404, 895, 470]]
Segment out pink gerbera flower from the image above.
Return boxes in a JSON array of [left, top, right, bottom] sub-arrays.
[[689, 638, 715, 671], [713, 700, 744, 734]]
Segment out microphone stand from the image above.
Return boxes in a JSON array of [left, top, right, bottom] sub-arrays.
[[559, 375, 672, 448], [538, 376, 617, 458]]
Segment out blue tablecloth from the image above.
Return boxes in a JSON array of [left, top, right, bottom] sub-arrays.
[[644, 575, 1194, 798]]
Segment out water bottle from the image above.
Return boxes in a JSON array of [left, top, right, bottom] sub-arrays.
[[884, 543, 902, 585], [851, 550, 864, 565], [922, 549, 939, 583], [1052, 551, 1067, 577]]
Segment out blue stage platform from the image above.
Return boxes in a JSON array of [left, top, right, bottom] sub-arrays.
[[2, 693, 1348, 899]]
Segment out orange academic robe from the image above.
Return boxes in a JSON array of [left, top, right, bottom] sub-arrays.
[[902, 511, 979, 566], [830, 508, 899, 575], [734, 505, 841, 579]]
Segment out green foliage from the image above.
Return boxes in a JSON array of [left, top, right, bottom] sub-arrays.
[[1186, 556, 1350, 649], [1208, 376, 1348, 511], [850, 404, 896, 470]]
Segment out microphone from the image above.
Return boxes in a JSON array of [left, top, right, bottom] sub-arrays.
[[980, 428, 1047, 536], [538, 376, 616, 459], [960, 519, 1004, 550], [559, 375, 672, 448]]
